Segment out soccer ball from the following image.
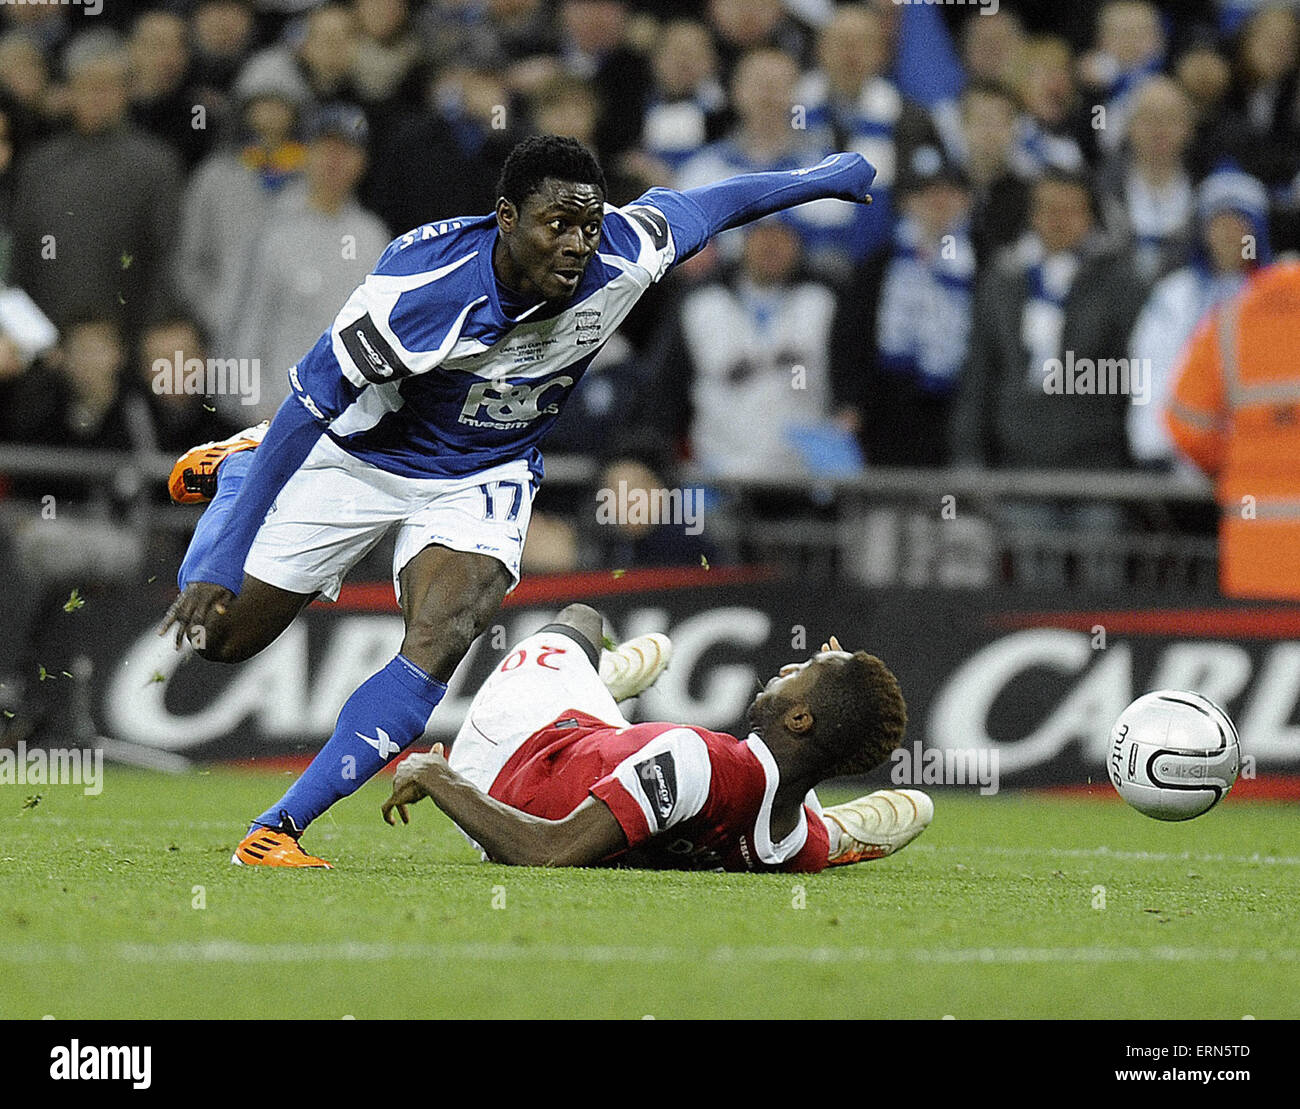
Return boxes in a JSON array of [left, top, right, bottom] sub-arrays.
[[1107, 690, 1241, 821]]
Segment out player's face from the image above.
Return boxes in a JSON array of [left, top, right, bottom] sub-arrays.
[[748, 650, 852, 721], [498, 177, 605, 302]]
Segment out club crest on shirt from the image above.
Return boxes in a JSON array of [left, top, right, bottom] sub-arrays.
[[635, 752, 677, 829], [574, 308, 602, 345]]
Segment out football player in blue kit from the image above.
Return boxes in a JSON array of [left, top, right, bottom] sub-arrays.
[[157, 134, 876, 867]]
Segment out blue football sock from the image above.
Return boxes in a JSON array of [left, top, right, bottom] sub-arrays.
[[254, 654, 447, 833], [177, 450, 255, 591]]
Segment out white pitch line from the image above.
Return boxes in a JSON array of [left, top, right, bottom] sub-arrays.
[[911, 844, 1300, 866], [0, 815, 249, 833], [9, 820, 1300, 867], [1, 942, 1297, 966]]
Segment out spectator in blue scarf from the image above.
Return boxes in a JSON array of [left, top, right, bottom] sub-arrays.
[[831, 147, 975, 466], [1079, 0, 1167, 158]]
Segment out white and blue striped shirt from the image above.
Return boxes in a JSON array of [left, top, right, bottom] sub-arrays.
[[289, 197, 678, 482]]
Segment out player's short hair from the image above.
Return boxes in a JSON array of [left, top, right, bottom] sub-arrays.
[[495, 134, 607, 210], [807, 652, 907, 778]]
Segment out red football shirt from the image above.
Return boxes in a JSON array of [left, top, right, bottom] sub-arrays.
[[487, 710, 828, 873]]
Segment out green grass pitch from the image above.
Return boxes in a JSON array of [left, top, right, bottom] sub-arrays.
[[1, 768, 1296, 1020]]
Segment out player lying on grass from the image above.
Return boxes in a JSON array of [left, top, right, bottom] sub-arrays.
[[156, 134, 878, 868], [379, 604, 932, 872]]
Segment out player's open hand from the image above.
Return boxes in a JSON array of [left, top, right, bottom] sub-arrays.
[[382, 745, 449, 825], [158, 581, 235, 650]]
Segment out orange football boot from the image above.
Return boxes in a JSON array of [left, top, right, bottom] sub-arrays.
[[232, 826, 333, 868], [168, 421, 270, 505]]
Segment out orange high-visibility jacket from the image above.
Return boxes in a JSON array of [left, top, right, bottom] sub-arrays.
[[1166, 262, 1300, 599]]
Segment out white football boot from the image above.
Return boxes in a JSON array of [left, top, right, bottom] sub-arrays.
[[599, 634, 672, 702], [822, 789, 934, 865]]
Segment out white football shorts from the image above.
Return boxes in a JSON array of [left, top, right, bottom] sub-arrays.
[[243, 434, 535, 605], [449, 630, 630, 793]]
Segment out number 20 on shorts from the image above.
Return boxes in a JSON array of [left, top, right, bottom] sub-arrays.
[[500, 645, 568, 672]]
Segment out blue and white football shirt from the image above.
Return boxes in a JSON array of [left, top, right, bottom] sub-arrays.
[[286, 197, 681, 483], [182, 156, 876, 596]]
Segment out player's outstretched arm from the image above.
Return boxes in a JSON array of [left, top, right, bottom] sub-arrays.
[[383, 746, 628, 867], [645, 152, 877, 261]]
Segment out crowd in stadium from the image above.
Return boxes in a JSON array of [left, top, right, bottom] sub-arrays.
[[0, 0, 1298, 550]]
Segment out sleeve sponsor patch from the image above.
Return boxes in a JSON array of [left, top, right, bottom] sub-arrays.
[[624, 206, 670, 251], [339, 312, 413, 384], [616, 202, 676, 281], [597, 727, 711, 843], [634, 752, 678, 830]]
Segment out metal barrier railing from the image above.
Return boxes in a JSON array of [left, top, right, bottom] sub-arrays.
[[0, 446, 1216, 500], [0, 445, 1220, 593]]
